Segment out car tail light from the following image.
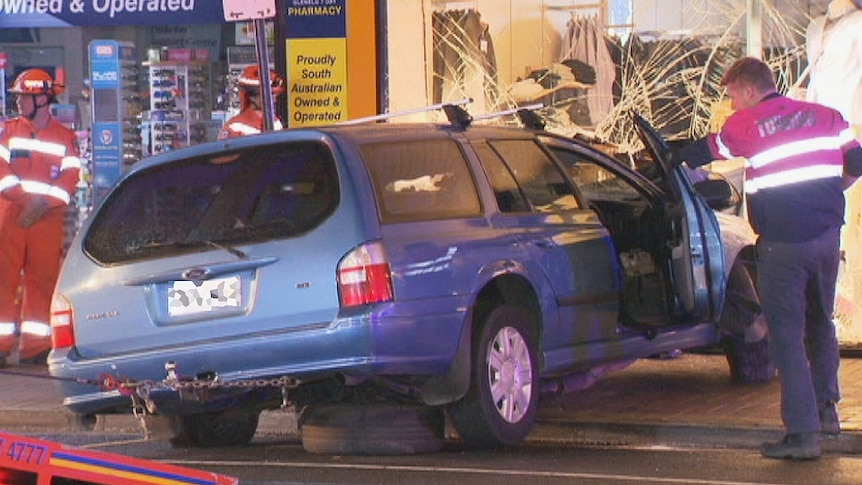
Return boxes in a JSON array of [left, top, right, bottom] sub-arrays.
[[337, 241, 393, 307], [50, 293, 75, 349]]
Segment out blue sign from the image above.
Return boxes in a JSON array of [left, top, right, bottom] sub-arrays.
[[92, 121, 122, 202], [285, 0, 346, 38], [0, 0, 225, 27], [90, 40, 135, 205]]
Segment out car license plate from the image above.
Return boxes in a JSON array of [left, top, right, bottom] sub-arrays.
[[168, 276, 241, 317]]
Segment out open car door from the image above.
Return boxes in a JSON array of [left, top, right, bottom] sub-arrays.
[[632, 113, 726, 322]]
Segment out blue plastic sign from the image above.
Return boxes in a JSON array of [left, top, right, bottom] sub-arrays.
[[89, 40, 134, 205]]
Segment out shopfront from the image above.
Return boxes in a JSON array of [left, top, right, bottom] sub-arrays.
[[0, 0, 380, 202], [5, 0, 859, 346]]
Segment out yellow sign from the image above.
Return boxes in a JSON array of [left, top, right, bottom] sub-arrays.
[[287, 38, 347, 127]]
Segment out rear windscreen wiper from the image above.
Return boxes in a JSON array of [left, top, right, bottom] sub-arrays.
[[130, 239, 246, 259]]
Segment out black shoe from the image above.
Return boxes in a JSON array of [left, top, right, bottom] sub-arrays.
[[761, 433, 821, 460], [0, 352, 6, 368], [820, 402, 840, 435]]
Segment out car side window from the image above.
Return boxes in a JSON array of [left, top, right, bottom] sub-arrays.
[[471, 141, 530, 213], [551, 147, 642, 202], [487, 139, 580, 212], [361, 139, 482, 223]]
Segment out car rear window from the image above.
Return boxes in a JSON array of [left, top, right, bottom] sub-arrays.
[[84, 141, 339, 264], [361, 139, 482, 223]]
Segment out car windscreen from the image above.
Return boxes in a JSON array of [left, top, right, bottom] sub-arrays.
[[84, 141, 339, 264]]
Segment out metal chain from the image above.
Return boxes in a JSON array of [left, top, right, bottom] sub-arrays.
[[129, 375, 297, 401], [124, 375, 297, 437]]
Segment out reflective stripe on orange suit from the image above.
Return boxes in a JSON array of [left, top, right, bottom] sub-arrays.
[[0, 116, 81, 358], [217, 108, 283, 139]]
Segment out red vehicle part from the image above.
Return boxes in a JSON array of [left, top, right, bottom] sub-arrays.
[[0, 431, 238, 485]]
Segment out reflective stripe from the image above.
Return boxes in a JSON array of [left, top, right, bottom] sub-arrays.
[[20, 321, 51, 337], [0, 174, 21, 192], [20, 180, 71, 204], [0, 145, 10, 163], [745, 164, 843, 194], [61, 155, 82, 170], [715, 134, 734, 159], [9, 137, 67, 157], [717, 128, 853, 163], [228, 122, 261, 136], [748, 135, 849, 169], [0, 322, 16, 337]]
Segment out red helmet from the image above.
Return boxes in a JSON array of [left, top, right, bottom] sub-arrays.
[[237, 65, 284, 95], [10, 68, 65, 96]]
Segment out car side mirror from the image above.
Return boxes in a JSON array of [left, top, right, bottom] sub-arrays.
[[694, 178, 739, 212]]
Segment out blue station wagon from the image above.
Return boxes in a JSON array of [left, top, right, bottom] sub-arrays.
[[48, 108, 769, 452]]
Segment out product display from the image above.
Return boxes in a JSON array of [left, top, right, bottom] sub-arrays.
[[143, 61, 212, 155], [122, 65, 145, 168]]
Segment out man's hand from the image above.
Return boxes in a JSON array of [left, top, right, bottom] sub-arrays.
[[666, 148, 685, 168], [17, 197, 48, 229]]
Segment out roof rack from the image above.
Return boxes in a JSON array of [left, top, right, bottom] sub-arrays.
[[442, 103, 473, 129], [441, 103, 547, 130], [467, 103, 545, 130], [337, 98, 473, 126], [336, 99, 547, 131]]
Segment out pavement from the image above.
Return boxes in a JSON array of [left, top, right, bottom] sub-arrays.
[[2, 351, 862, 454]]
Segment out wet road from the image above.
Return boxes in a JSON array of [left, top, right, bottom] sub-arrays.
[[21, 432, 862, 485]]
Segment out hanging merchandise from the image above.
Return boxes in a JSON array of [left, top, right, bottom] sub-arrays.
[[143, 53, 213, 156], [559, 14, 616, 126]]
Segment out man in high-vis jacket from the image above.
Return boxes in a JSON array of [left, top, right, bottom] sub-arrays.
[[678, 57, 862, 460], [0, 69, 81, 365], [217, 66, 284, 139]]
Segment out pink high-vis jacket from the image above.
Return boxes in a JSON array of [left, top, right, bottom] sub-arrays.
[[698, 94, 862, 242]]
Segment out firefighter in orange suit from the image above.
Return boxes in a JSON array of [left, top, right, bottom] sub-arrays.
[[218, 66, 285, 139], [0, 69, 81, 365]]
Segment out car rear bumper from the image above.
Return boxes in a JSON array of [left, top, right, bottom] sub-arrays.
[[48, 309, 466, 415]]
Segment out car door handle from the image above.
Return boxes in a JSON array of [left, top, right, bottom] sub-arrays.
[[532, 239, 555, 249]]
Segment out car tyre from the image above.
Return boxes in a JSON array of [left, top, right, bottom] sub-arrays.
[[724, 330, 776, 383], [720, 263, 776, 383], [169, 407, 260, 448], [448, 305, 538, 447], [299, 403, 445, 455]]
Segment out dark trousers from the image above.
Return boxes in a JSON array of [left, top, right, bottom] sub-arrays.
[[756, 227, 841, 434]]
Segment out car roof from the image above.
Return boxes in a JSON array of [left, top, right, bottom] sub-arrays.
[[127, 110, 568, 176], [315, 121, 538, 144]]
